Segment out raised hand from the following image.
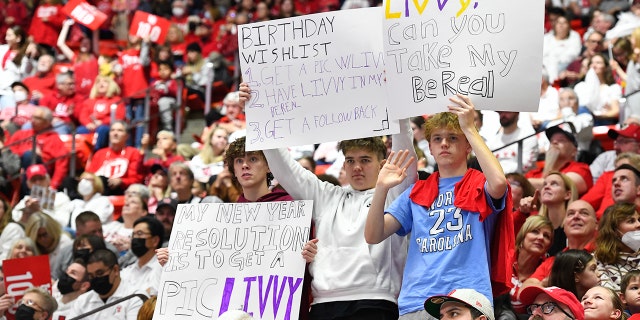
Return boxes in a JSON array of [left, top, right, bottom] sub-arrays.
[[376, 150, 415, 189], [447, 94, 476, 131]]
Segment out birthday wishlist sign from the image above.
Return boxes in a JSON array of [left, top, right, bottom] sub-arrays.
[[154, 201, 313, 320], [382, 0, 544, 117], [238, 8, 399, 151]]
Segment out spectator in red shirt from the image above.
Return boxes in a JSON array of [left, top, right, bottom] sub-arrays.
[[22, 53, 56, 104], [0, 0, 29, 42], [5, 106, 68, 190], [85, 121, 143, 195], [77, 75, 126, 151], [165, 24, 187, 67], [28, 0, 65, 52], [39, 72, 84, 134], [57, 19, 99, 101], [170, 0, 189, 33], [149, 60, 177, 132]]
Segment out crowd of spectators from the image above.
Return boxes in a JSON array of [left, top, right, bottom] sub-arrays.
[[5, 0, 640, 320]]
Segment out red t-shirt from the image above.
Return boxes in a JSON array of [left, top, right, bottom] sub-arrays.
[[73, 55, 99, 100], [86, 146, 143, 188], [119, 48, 149, 99], [79, 96, 125, 126], [23, 73, 57, 98], [29, 4, 65, 48], [40, 92, 84, 124]]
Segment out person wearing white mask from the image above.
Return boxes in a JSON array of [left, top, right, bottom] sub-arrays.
[[66, 172, 114, 231], [0, 82, 37, 132], [170, 0, 189, 34], [594, 202, 640, 292]]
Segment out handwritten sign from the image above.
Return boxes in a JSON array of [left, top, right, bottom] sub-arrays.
[[129, 11, 171, 44], [382, 0, 544, 117], [154, 201, 313, 320], [238, 8, 399, 151], [62, 0, 107, 31], [4, 256, 52, 320]]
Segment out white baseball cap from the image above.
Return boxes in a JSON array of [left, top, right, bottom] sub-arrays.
[[424, 289, 494, 320]]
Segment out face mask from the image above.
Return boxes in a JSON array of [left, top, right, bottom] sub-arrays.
[[561, 107, 575, 118], [57, 272, 77, 295], [13, 90, 27, 103], [73, 248, 91, 264], [622, 230, 640, 252], [90, 273, 113, 295], [14, 304, 36, 320], [77, 179, 94, 196], [130, 238, 149, 257], [172, 7, 185, 16]]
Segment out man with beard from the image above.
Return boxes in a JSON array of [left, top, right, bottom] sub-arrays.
[[486, 111, 538, 174], [52, 261, 91, 319], [68, 249, 144, 319], [520, 286, 584, 320]]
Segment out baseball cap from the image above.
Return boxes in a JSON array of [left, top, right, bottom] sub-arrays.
[[424, 289, 494, 320], [545, 123, 578, 147], [26, 164, 48, 180], [156, 197, 178, 212], [608, 123, 640, 142], [519, 286, 584, 320]]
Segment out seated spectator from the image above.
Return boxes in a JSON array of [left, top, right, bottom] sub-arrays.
[[6, 236, 39, 260], [66, 172, 114, 230], [39, 72, 83, 135], [103, 186, 149, 255], [214, 91, 246, 135], [0, 287, 57, 320], [591, 121, 640, 184], [24, 212, 72, 272], [582, 153, 640, 219], [189, 126, 228, 184], [610, 164, 640, 208], [0, 26, 36, 108], [68, 249, 144, 319], [12, 164, 71, 228], [521, 200, 598, 292], [149, 60, 178, 132], [168, 162, 201, 204], [558, 31, 605, 88], [526, 124, 593, 196], [486, 111, 538, 174], [165, 24, 187, 66], [146, 165, 169, 214], [182, 42, 208, 101], [22, 53, 56, 104], [548, 249, 598, 301], [120, 216, 164, 296], [141, 130, 184, 173], [620, 270, 640, 316], [543, 15, 582, 83], [28, 0, 65, 52], [154, 198, 177, 245], [77, 75, 126, 151], [519, 286, 584, 320], [506, 172, 536, 234], [6, 107, 69, 190], [52, 260, 91, 319], [596, 202, 640, 291], [581, 286, 625, 320], [574, 54, 622, 125], [0, 82, 37, 132], [85, 121, 143, 196], [424, 289, 494, 320], [56, 19, 99, 100], [0, 198, 24, 264]]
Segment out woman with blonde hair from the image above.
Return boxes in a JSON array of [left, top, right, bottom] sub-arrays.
[[77, 75, 126, 150], [595, 202, 640, 291], [189, 126, 229, 184], [25, 212, 71, 271], [520, 171, 578, 256], [66, 172, 114, 230], [510, 215, 554, 315], [6, 236, 39, 260], [0, 198, 25, 264]]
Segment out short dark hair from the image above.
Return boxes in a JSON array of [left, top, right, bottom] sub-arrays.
[[157, 59, 175, 71], [88, 249, 118, 268], [73, 234, 107, 251], [134, 216, 165, 249], [75, 211, 101, 228], [621, 269, 640, 293]]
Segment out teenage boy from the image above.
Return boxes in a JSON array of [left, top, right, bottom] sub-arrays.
[[365, 95, 511, 319], [237, 81, 419, 319], [424, 289, 494, 320]]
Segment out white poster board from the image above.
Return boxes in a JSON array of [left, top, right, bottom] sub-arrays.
[[154, 201, 313, 320], [382, 0, 544, 117], [238, 8, 399, 151]]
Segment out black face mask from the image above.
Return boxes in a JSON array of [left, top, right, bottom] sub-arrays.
[[57, 272, 77, 295], [130, 238, 149, 257], [74, 248, 91, 263], [90, 274, 113, 295], [15, 304, 36, 320]]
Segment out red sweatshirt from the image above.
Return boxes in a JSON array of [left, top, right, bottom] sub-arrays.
[[29, 4, 65, 48], [6, 129, 68, 189], [23, 72, 56, 98], [40, 92, 84, 124], [78, 96, 125, 127], [85, 146, 143, 188], [119, 48, 149, 99]]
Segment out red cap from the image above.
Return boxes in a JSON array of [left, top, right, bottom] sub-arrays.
[[519, 286, 584, 320], [608, 123, 640, 142], [26, 164, 48, 180]]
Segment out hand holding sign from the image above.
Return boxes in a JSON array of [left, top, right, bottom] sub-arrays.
[[129, 11, 171, 44], [61, 0, 107, 31]]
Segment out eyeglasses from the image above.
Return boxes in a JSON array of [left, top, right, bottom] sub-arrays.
[[526, 302, 574, 319], [132, 230, 151, 238], [18, 299, 44, 313]]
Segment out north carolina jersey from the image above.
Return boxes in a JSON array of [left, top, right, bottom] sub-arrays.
[[387, 175, 504, 315]]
